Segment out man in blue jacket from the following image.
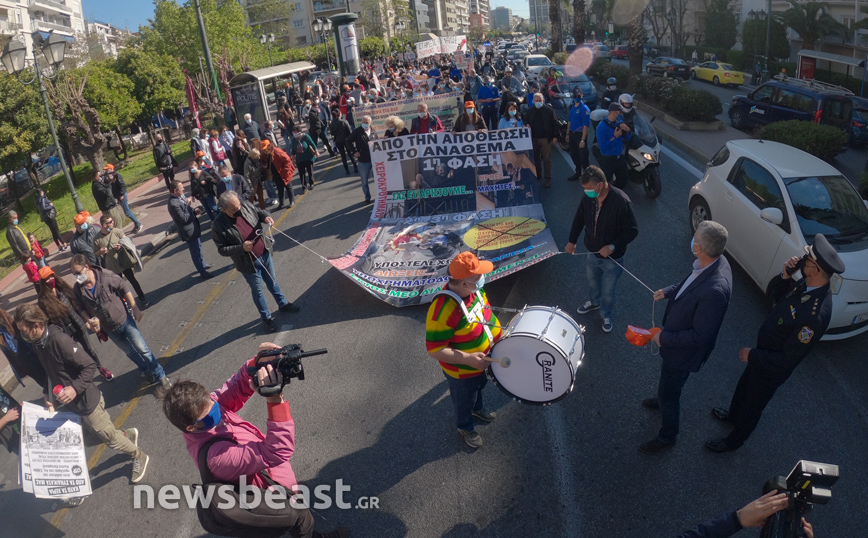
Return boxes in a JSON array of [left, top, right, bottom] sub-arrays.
[[595, 103, 631, 188], [641, 220, 732, 453]]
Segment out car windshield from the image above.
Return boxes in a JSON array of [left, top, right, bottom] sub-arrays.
[[785, 175, 868, 248], [596, 46, 609, 52], [666, 58, 686, 65], [528, 57, 552, 66]]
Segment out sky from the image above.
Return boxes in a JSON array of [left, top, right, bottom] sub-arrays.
[[492, 0, 531, 18], [81, 0, 156, 30]]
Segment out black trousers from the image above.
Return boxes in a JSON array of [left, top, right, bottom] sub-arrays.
[[298, 161, 314, 188], [122, 267, 146, 301], [274, 177, 293, 207], [315, 130, 334, 155], [724, 363, 790, 448], [568, 132, 589, 174], [160, 167, 175, 190], [45, 218, 64, 248], [597, 154, 629, 189], [337, 142, 357, 173]]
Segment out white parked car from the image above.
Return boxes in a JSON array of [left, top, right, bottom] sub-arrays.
[[688, 139, 868, 340], [524, 54, 554, 82]]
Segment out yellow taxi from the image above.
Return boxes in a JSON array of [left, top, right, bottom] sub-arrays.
[[690, 62, 745, 87]]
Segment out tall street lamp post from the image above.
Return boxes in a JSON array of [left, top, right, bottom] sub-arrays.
[[1, 31, 84, 213], [312, 18, 333, 71], [260, 33, 275, 66], [763, 0, 771, 82]]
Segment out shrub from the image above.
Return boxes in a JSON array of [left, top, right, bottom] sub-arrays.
[[667, 89, 723, 122], [597, 61, 630, 88], [552, 52, 569, 65], [633, 74, 683, 102], [756, 120, 848, 161], [726, 50, 747, 71]]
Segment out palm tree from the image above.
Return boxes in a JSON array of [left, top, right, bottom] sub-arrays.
[[779, 0, 845, 50], [550, 0, 564, 52], [627, 10, 645, 80], [573, 0, 586, 44]]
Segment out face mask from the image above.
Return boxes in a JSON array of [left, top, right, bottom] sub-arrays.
[[232, 210, 242, 218], [75, 272, 88, 285], [419, 112, 426, 118], [20, 330, 37, 344], [190, 167, 198, 174], [467, 109, 475, 115], [46, 277, 56, 290], [194, 401, 222, 431], [222, 175, 231, 183], [534, 102, 543, 109], [584, 187, 599, 199], [388, 127, 395, 132], [474, 274, 486, 292], [509, 110, 516, 117], [362, 123, 370, 130], [80, 222, 89, 231], [12, 219, 18, 225]]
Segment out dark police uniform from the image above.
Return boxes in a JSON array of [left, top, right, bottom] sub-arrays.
[[707, 234, 845, 452]]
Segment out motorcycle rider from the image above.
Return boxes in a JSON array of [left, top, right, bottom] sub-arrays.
[[619, 94, 637, 132], [500, 67, 522, 95], [602, 77, 621, 109]]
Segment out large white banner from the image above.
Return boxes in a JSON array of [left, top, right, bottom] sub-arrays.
[[355, 93, 463, 134], [415, 36, 468, 59], [416, 39, 440, 59], [20, 402, 91, 499]]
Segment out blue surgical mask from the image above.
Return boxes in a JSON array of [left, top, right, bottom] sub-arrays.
[[467, 108, 475, 115], [584, 187, 599, 199], [474, 274, 486, 291], [361, 123, 370, 130], [80, 222, 89, 231], [509, 110, 516, 117], [194, 401, 222, 431], [222, 175, 231, 183], [534, 101, 543, 109], [12, 219, 18, 225]]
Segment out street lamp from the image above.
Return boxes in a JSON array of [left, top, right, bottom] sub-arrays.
[[1, 31, 84, 213], [311, 18, 333, 71], [396, 20, 406, 52], [259, 33, 275, 67], [758, 6, 770, 82]]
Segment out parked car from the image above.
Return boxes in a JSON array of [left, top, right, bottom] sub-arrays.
[[689, 139, 868, 339], [646, 57, 691, 79], [690, 62, 745, 87], [565, 43, 578, 54], [589, 43, 611, 60], [728, 76, 853, 146], [850, 97, 868, 146], [611, 45, 629, 59], [506, 46, 527, 62], [524, 54, 554, 81]]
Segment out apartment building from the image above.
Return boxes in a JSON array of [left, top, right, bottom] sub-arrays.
[[85, 19, 131, 59], [469, 0, 489, 28], [0, 0, 84, 58], [491, 6, 511, 31]]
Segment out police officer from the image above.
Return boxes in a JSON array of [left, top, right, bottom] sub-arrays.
[[705, 234, 845, 452], [595, 103, 631, 189], [567, 87, 591, 182]]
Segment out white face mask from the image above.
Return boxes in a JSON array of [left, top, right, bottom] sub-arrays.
[[75, 272, 88, 285]]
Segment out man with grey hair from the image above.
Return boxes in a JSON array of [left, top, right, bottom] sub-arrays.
[[6, 210, 31, 264], [639, 220, 733, 454], [242, 113, 262, 142], [211, 190, 299, 333]]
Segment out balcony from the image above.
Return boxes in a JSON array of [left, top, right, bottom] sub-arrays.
[[27, 0, 74, 15], [0, 20, 22, 34], [32, 18, 73, 33], [312, 0, 344, 13]]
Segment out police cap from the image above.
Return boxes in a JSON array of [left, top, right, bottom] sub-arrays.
[[805, 233, 845, 275]]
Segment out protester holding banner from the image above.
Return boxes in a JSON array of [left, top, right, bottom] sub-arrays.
[[498, 102, 524, 130], [384, 116, 410, 138], [347, 115, 378, 204], [524, 93, 559, 188], [410, 103, 445, 134], [453, 101, 487, 132], [329, 109, 358, 175]]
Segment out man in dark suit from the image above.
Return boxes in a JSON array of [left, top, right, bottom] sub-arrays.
[[640, 221, 733, 453], [167, 180, 213, 280]]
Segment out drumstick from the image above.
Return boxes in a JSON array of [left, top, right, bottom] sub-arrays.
[[483, 356, 512, 368]]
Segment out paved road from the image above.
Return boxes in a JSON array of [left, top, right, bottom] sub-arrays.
[[2, 140, 866, 537]]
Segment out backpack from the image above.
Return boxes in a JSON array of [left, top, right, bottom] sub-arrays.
[[195, 437, 302, 538]]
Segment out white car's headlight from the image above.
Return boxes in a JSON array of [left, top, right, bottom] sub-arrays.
[[830, 273, 843, 295], [642, 152, 654, 161]]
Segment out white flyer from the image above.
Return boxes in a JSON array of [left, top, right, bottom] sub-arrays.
[[20, 402, 91, 499]]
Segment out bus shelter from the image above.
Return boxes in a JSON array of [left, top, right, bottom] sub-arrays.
[[229, 61, 317, 128]]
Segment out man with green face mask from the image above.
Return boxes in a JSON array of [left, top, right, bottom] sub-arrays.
[[565, 166, 639, 333]]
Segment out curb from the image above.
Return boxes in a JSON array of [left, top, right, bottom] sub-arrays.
[[658, 129, 713, 164]]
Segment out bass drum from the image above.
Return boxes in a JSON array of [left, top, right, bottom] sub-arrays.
[[488, 306, 585, 406]]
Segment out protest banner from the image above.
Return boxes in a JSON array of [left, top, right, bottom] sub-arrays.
[[329, 128, 559, 307], [416, 39, 440, 59], [355, 94, 462, 134], [456, 54, 472, 70], [405, 52, 417, 62], [440, 35, 468, 54], [20, 402, 91, 500]]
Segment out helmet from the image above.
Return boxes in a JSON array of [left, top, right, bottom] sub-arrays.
[[607, 77, 617, 86], [618, 93, 634, 114]]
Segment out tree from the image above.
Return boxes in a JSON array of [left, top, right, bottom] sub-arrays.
[[359, 37, 387, 59], [572, 0, 586, 44], [115, 48, 186, 122], [80, 62, 142, 131], [778, 0, 844, 50], [645, 0, 670, 47], [741, 18, 790, 61], [704, 0, 738, 49], [627, 11, 645, 81], [550, 0, 565, 53], [0, 72, 50, 181]]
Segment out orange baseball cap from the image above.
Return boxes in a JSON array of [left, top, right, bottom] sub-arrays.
[[38, 266, 55, 280], [73, 211, 90, 225], [449, 252, 493, 280], [464, 100, 475, 109], [195, 151, 206, 158], [103, 164, 114, 171], [260, 139, 271, 150]]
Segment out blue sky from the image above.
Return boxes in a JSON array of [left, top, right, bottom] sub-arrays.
[[81, 0, 155, 30]]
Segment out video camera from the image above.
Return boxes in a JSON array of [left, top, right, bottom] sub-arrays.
[[761, 460, 838, 538], [247, 344, 327, 396]]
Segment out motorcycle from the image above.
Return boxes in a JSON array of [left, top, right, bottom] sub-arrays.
[[589, 107, 663, 199]]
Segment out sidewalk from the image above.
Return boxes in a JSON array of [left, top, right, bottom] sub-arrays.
[[637, 108, 749, 164]]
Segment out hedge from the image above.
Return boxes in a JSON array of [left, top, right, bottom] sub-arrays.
[[633, 74, 722, 122], [755, 120, 848, 161], [590, 59, 630, 88], [552, 52, 569, 65]]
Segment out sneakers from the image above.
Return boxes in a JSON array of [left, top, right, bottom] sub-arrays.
[[99, 367, 114, 381], [602, 318, 613, 333], [279, 302, 300, 313], [126, 428, 138, 448], [472, 409, 496, 422], [264, 318, 277, 333], [576, 301, 600, 315], [138, 297, 150, 308], [131, 452, 149, 483], [133, 224, 144, 233], [200, 271, 215, 280], [313, 528, 349, 538], [712, 407, 731, 422], [160, 376, 173, 391], [567, 172, 581, 181], [705, 439, 739, 453], [458, 429, 483, 449]]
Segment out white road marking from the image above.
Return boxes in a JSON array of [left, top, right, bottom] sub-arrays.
[[661, 146, 704, 180]]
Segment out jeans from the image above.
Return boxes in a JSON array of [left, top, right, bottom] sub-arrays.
[[200, 201, 216, 221], [357, 161, 373, 201], [656, 365, 692, 443], [241, 250, 288, 321], [585, 255, 624, 320], [187, 237, 207, 274], [532, 138, 553, 180], [108, 315, 165, 380], [264, 179, 279, 200], [207, 194, 218, 212], [121, 193, 141, 227], [444, 372, 486, 432], [36, 257, 46, 268]]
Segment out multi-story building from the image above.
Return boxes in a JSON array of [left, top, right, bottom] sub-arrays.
[[0, 0, 84, 59], [85, 20, 131, 59], [469, 0, 489, 28], [412, 0, 430, 32], [491, 6, 511, 31], [528, 0, 568, 34], [453, 0, 469, 34]]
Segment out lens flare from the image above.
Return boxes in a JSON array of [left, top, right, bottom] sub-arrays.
[[565, 47, 595, 77]]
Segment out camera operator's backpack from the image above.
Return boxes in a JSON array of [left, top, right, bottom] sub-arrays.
[[195, 437, 303, 538]]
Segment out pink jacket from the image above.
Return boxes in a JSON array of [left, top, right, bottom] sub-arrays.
[[183, 359, 297, 490]]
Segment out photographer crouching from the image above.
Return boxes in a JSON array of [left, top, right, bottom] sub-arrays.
[[161, 342, 346, 538]]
